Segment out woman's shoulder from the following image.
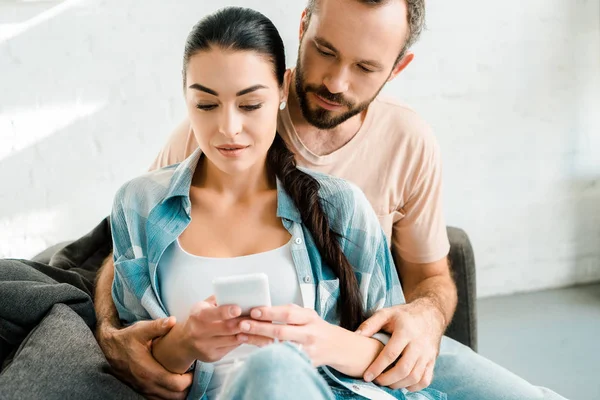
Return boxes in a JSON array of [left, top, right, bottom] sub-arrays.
[[113, 164, 180, 215]]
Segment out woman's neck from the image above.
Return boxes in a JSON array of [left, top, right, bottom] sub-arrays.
[[192, 156, 275, 201]]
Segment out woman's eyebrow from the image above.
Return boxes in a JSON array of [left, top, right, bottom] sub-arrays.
[[188, 83, 268, 97]]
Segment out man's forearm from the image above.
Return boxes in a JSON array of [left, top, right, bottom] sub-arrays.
[[400, 258, 457, 332], [407, 275, 456, 331], [94, 252, 121, 330]]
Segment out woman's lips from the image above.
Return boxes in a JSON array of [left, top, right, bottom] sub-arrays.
[[216, 145, 250, 157]]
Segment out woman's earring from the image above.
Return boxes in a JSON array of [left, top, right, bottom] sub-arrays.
[[279, 100, 287, 110]]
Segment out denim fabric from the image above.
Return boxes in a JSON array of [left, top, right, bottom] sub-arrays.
[[219, 343, 446, 400], [431, 336, 567, 400], [218, 342, 334, 400]]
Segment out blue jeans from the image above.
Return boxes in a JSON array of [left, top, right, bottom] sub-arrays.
[[217, 339, 567, 400], [432, 336, 566, 400], [217, 342, 334, 400], [218, 342, 442, 400]]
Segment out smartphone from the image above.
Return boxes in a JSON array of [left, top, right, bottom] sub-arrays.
[[212, 273, 272, 316]]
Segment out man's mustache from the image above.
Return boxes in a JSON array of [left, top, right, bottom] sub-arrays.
[[305, 85, 353, 108]]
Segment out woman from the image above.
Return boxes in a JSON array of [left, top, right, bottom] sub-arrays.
[[110, 6, 446, 400]]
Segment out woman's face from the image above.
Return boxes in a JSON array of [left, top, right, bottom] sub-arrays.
[[185, 49, 285, 176]]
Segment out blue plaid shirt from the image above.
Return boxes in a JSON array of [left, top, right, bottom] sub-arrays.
[[110, 148, 446, 400]]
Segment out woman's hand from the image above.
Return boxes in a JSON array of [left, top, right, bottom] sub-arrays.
[[152, 297, 272, 372], [180, 299, 247, 362], [239, 304, 357, 368], [240, 304, 385, 377]]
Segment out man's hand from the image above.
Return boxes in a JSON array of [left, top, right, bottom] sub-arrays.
[[356, 301, 445, 392], [96, 317, 192, 400]]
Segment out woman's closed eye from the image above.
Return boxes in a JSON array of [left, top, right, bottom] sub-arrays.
[[195, 103, 263, 111], [196, 103, 217, 111], [240, 103, 263, 111]]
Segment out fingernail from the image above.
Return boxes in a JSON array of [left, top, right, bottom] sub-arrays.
[[240, 321, 251, 332], [238, 334, 248, 342], [162, 317, 171, 327], [230, 307, 239, 317], [355, 329, 362, 335], [251, 309, 262, 318], [364, 373, 374, 382]]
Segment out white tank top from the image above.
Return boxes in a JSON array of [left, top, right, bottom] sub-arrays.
[[157, 238, 302, 398]]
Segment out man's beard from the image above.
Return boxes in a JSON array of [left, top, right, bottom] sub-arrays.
[[294, 56, 383, 130]]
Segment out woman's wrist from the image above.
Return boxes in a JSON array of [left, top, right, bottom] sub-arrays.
[[326, 326, 384, 378], [152, 323, 196, 374]]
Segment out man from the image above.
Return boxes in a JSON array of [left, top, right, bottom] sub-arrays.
[[95, 1, 564, 399]]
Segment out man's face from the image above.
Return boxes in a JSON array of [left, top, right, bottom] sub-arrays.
[[295, 0, 409, 129]]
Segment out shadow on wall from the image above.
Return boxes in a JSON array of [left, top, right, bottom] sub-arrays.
[[571, 178, 600, 284], [565, 1, 600, 286]]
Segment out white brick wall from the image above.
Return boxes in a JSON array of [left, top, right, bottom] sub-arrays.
[[1, 0, 599, 297]]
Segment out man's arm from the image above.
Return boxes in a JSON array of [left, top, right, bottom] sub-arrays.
[[356, 130, 457, 391], [94, 253, 120, 330], [94, 254, 193, 400], [399, 257, 457, 336]]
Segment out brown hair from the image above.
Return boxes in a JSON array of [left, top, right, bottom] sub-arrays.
[[306, 0, 426, 62]]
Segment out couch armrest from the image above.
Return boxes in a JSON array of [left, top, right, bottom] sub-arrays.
[[444, 226, 477, 351]]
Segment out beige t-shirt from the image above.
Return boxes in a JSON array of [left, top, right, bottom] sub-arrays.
[[149, 96, 450, 264]]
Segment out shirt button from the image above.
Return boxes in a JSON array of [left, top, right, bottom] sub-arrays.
[[294, 237, 303, 245], [303, 276, 312, 283]]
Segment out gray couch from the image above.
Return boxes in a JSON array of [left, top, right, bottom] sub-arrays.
[[445, 227, 477, 351], [32, 225, 477, 351]]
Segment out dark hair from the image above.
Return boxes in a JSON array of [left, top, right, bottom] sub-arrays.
[[306, 0, 425, 62], [183, 7, 366, 330]]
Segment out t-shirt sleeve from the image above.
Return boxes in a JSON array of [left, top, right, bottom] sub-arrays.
[[148, 118, 199, 171], [392, 135, 450, 264]]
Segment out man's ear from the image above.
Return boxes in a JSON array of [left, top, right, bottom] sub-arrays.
[[299, 9, 309, 41], [387, 52, 415, 82], [281, 69, 293, 101]]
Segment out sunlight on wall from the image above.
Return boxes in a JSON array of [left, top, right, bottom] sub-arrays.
[[0, 207, 62, 258], [0, 0, 86, 43], [0, 102, 104, 161]]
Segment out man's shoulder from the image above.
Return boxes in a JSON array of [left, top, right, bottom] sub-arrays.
[[371, 95, 423, 119], [370, 95, 436, 144], [150, 119, 197, 170], [368, 95, 441, 167]]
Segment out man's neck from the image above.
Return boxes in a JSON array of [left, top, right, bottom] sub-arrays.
[[287, 75, 365, 157]]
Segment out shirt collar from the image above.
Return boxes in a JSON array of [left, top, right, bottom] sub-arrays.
[[162, 147, 302, 224], [275, 177, 301, 223], [162, 147, 203, 202]]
